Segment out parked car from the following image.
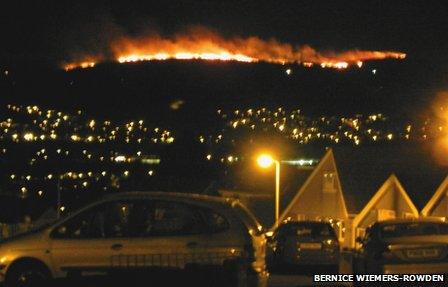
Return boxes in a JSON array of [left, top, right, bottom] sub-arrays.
[[0, 192, 268, 287], [266, 221, 339, 273], [353, 218, 448, 274]]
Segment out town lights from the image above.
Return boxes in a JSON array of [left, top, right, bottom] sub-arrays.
[[257, 154, 281, 226]]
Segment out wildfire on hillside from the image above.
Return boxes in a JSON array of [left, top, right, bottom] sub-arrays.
[[63, 27, 406, 71], [63, 61, 96, 71]]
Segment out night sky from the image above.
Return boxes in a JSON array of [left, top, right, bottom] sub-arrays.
[[2, 1, 447, 61], [1, 0, 448, 114]]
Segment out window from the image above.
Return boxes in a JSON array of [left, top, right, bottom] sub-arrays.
[[130, 201, 208, 237], [200, 209, 229, 233], [51, 207, 99, 239], [104, 202, 133, 238], [377, 209, 396, 221], [323, 172, 336, 193], [402, 212, 416, 219], [52, 201, 134, 239], [281, 223, 336, 238], [53, 199, 229, 239], [380, 222, 448, 238]]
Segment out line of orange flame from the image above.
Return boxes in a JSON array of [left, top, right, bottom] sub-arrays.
[[64, 61, 96, 71], [63, 27, 406, 71]]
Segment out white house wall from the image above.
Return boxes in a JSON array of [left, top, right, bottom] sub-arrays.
[[422, 176, 448, 219], [351, 175, 419, 248], [280, 150, 347, 222], [427, 191, 448, 218]]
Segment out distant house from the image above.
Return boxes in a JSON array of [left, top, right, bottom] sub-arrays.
[[350, 174, 419, 247], [278, 145, 447, 248], [332, 145, 446, 248], [220, 144, 448, 249], [421, 176, 448, 219], [279, 149, 349, 243]]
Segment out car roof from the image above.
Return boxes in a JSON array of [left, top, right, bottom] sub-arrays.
[[102, 191, 237, 206], [280, 220, 332, 226], [60, 191, 262, 231], [373, 218, 447, 226], [58, 191, 240, 224]]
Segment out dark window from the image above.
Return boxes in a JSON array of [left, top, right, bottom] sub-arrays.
[[51, 207, 97, 239], [200, 208, 229, 233], [104, 202, 133, 238], [52, 201, 134, 239], [439, 223, 448, 234], [53, 199, 228, 239], [380, 222, 448, 238], [129, 200, 209, 237], [279, 223, 337, 238]]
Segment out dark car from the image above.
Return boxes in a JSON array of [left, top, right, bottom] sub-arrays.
[[266, 221, 339, 273], [353, 219, 448, 274]]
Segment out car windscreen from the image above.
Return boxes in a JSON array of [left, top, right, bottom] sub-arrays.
[[280, 223, 336, 238], [380, 222, 448, 238]]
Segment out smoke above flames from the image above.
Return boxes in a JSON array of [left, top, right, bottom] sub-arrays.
[[63, 26, 406, 71]]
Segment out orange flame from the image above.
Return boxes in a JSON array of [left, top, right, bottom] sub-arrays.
[[63, 27, 406, 70], [64, 61, 96, 71]]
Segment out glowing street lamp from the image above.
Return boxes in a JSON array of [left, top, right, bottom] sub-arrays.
[[257, 154, 281, 226], [257, 154, 274, 168]]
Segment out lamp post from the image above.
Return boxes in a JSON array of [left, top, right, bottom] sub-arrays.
[[57, 179, 61, 219], [257, 154, 281, 227]]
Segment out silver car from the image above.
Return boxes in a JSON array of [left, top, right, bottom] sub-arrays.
[[0, 192, 268, 287], [354, 218, 448, 274]]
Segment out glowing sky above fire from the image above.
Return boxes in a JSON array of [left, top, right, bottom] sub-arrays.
[[64, 27, 406, 71]]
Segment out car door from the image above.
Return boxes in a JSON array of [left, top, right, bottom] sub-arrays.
[[196, 205, 241, 263], [49, 200, 133, 275], [116, 199, 224, 270]]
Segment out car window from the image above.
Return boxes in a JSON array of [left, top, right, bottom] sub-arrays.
[[200, 208, 229, 233], [130, 200, 208, 237], [52, 201, 134, 239], [280, 223, 336, 238], [380, 222, 448, 238], [105, 202, 133, 238]]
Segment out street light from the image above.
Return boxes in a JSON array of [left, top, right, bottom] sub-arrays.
[[257, 154, 280, 227]]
